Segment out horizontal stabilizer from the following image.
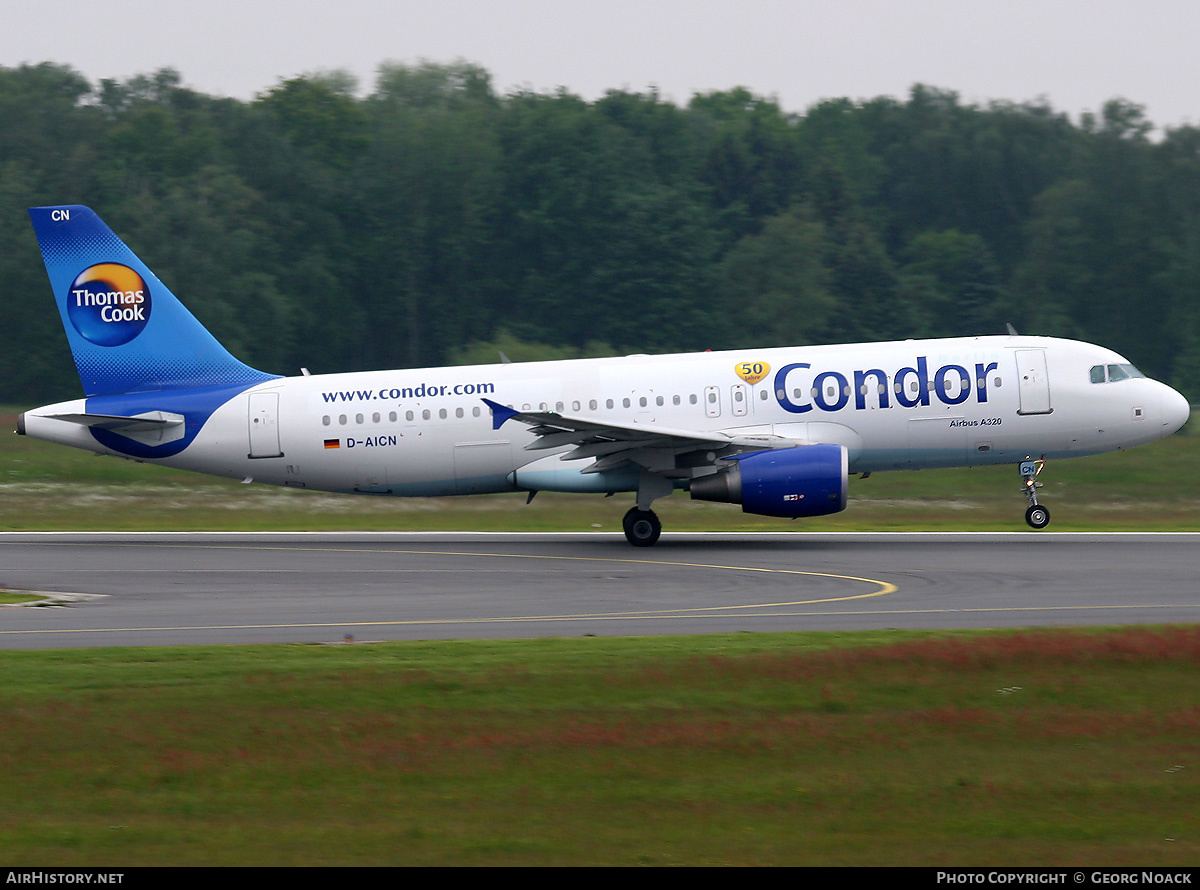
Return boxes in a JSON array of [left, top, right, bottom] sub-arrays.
[[42, 410, 186, 445], [44, 410, 184, 432]]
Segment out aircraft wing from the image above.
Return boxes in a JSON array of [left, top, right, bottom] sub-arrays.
[[482, 398, 798, 476]]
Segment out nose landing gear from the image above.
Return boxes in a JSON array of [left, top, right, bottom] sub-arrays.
[[1020, 458, 1050, 529]]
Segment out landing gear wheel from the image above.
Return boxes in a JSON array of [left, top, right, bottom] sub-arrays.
[[1025, 504, 1051, 530], [622, 508, 662, 547], [1019, 458, 1050, 530]]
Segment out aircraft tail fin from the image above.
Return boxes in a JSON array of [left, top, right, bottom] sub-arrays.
[[27, 205, 278, 397]]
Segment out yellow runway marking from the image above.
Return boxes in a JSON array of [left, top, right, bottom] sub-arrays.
[[194, 542, 900, 607], [0, 541, 898, 635]]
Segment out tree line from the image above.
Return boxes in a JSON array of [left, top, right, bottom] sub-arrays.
[[2, 60, 1199, 404]]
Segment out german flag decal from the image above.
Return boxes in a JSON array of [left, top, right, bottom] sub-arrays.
[[323, 439, 340, 449]]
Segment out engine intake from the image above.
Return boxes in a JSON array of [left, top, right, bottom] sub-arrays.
[[689, 444, 848, 518]]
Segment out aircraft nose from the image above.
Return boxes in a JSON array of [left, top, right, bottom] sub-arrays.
[[1160, 384, 1190, 435]]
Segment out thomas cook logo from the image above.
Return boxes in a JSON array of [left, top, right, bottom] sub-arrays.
[[66, 263, 151, 346]]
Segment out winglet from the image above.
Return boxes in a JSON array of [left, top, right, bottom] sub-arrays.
[[482, 398, 518, 430]]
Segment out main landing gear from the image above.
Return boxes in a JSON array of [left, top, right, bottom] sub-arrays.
[[623, 507, 662, 547], [1020, 458, 1050, 529]]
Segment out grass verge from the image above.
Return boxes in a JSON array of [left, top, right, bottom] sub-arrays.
[[0, 627, 1197, 866]]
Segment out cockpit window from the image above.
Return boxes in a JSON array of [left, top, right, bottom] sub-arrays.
[[1091, 363, 1146, 384]]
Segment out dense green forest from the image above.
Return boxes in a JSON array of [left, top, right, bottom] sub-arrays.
[[3, 60, 1199, 404]]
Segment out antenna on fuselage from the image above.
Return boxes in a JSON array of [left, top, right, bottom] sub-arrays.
[[1005, 323, 1019, 336]]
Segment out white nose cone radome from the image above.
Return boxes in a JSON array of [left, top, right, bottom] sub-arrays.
[[1161, 384, 1191, 436]]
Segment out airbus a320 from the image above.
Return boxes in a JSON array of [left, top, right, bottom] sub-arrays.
[[19, 206, 1190, 545]]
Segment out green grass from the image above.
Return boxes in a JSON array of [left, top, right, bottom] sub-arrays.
[[0, 628, 1197, 866], [0, 592, 43, 604], [1, 408, 1197, 531]]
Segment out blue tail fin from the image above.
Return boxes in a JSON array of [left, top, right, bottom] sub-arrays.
[[28, 205, 278, 397]]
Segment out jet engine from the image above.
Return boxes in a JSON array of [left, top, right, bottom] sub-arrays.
[[689, 444, 848, 518]]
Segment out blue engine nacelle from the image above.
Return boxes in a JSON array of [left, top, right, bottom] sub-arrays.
[[688, 444, 848, 518]]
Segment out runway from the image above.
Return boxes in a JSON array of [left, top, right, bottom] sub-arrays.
[[1, 531, 1198, 648]]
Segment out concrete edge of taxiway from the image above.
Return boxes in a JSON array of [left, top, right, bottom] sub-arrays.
[[1, 530, 1197, 544]]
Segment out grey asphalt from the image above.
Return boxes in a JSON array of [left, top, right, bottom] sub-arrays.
[[1, 531, 1197, 649]]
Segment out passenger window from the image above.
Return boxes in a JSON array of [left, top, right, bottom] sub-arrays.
[[322, 415, 331, 426]]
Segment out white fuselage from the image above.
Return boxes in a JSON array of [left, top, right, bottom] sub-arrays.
[[22, 335, 1191, 499]]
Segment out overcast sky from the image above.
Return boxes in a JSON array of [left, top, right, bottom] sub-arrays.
[[3, 0, 1198, 129]]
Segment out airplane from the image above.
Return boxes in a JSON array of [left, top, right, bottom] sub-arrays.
[[18, 204, 1191, 546]]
